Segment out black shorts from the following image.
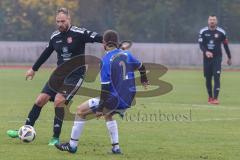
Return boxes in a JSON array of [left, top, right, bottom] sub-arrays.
[[41, 74, 84, 102], [203, 56, 222, 77]]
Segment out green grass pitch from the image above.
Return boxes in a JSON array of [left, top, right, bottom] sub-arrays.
[[0, 68, 240, 160]]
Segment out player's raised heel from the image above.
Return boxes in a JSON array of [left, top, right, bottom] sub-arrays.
[[7, 130, 19, 138], [55, 142, 77, 153], [48, 137, 60, 146]]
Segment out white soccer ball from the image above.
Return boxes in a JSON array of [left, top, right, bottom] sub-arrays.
[[18, 125, 36, 143]]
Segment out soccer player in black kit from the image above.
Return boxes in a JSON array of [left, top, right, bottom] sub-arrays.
[[7, 8, 102, 145], [198, 15, 232, 105]]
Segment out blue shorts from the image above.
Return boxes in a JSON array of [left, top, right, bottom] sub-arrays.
[[88, 98, 127, 118]]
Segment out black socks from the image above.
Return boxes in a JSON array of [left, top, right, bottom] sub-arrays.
[[53, 107, 64, 138], [205, 74, 220, 99], [25, 104, 42, 126], [213, 73, 220, 99], [205, 76, 213, 98]]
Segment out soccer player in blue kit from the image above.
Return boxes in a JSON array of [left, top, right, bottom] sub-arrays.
[[55, 30, 149, 154]]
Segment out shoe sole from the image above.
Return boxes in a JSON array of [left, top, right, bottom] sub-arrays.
[[55, 145, 77, 153], [48, 142, 59, 146]]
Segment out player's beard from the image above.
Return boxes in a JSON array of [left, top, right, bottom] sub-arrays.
[[209, 23, 217, 30], [58, 24, 69, 32]]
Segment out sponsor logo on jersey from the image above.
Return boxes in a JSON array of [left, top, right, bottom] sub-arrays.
[[61, 46, 72, 60], [62, 46, 68, 53], [207, 40, 215, 49], [56, 40, 62, 43]]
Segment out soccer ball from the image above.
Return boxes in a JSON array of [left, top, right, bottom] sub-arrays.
[[18, 125, 36, 142]]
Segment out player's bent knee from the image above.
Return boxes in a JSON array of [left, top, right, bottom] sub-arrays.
[[104, 114, 113, 121], [76, 100, 90, 112], [76, 107, 84, 115], [77, 111, 86, 118], [76, 107, 91, 119], [54, 94, 66, 107], [35, 93, 50, 106]]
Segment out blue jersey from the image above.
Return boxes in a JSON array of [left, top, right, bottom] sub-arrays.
[[100, 48, 141, 109]]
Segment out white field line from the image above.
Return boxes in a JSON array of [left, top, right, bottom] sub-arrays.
[[190, 118, 240, 122], [149, 102, 240, 110]]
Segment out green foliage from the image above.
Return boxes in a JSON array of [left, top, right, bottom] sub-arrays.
[[0, 0, 240, 42], [0, 0, 31, 40], [0, 0, 79, 41]]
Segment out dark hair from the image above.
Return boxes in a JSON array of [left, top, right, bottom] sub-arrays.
[[56, 7, 69, 16], [209, 14, 217, 18], [103, 30, 119, 48]]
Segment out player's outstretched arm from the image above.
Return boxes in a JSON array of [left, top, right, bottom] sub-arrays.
[[26, 41, 54, 81], [119, 40, 132, 50], [83, 29, 103, 43], [31, 40, 54, 72]]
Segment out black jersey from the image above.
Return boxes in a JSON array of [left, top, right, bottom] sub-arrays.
[[198, 26, 231, 59], [32, 26, 102, 73]]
